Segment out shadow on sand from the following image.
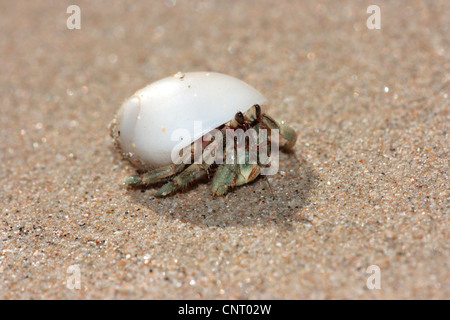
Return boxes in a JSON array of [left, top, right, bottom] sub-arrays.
[[125, 150, 317, 230]]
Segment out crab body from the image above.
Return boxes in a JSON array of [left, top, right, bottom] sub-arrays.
[[110, 72, 297, 196]]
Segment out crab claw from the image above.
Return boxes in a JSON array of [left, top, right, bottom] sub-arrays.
[[260, 114, 297, 150]]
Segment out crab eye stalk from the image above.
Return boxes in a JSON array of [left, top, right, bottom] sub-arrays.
[[235, 111, 245, 125], [245, 104, 261, 123], [254, 104, 261, 119]]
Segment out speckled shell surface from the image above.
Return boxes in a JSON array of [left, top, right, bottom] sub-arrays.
[[113, 72, 267, 169]]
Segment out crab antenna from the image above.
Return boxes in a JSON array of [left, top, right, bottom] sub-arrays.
[[265, 176, 277, 200]]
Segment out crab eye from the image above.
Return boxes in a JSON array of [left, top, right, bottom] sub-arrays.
[[254, 104, 261, 118], [235, 112, 245, 124]]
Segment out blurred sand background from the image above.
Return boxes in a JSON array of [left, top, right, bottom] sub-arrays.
[[0, 0, 448, 299]]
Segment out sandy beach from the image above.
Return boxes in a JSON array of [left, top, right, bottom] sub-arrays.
[[0, 0, 448, 299]]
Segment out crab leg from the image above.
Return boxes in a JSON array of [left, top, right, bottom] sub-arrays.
[[210, 162, 261, 196], [241, 105, 297, 150], [260, 114, 297, 150], [211, 146, 262, 196], [235, 163, 261, 186], [124, 163, 186, 186], [155, 162, 211, 197], [211, 164, 238, 196]]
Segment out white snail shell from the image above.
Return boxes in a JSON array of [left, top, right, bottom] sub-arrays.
[[111, 72, 267, 169]]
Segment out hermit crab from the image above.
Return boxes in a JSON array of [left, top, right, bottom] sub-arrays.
[[109, 72, 297, 196]]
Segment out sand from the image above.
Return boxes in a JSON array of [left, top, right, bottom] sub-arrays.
[[0, 0, 448, 299]]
